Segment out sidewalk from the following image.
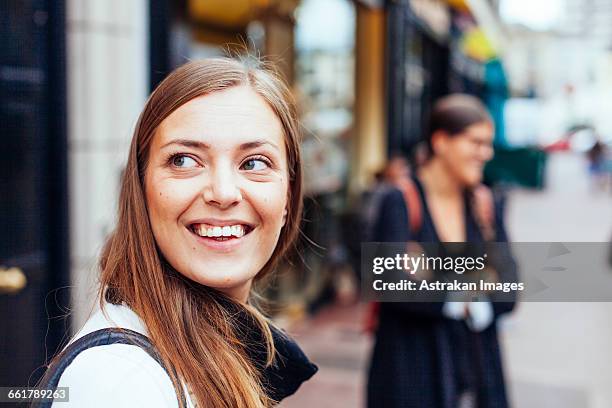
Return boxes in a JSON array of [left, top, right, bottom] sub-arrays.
[[501, 152, 612, 408]]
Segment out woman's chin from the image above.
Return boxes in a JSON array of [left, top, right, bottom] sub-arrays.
[[459, 171, 483, 187], [184, 266, 253, 292]]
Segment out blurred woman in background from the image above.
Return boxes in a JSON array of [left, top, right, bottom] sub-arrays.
[[367, 94, 517, 408]]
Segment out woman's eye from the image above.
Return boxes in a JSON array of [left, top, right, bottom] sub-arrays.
[[171, 155, 198, 168], [242, 158, 269, 171]]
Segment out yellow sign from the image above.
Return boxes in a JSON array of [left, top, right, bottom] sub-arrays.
[[461, 27, 497, 61], [188, 0, 272, 29]]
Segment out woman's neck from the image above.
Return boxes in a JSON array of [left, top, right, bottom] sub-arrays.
[[219, 279, 252, 304], [417, 158, 463, 199]]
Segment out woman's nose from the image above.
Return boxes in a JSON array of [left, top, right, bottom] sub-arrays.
[[475, 141, 494, 161], [481, 144, 494, 161], [202, 166, 242, 209]]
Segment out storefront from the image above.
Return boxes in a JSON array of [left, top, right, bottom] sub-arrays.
[[0, 0, 69, 386], [386, 0, 452, 157], [384, 0, 509, 157], [149, 0, 299, 88]]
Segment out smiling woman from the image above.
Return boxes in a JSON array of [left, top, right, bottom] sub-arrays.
[[35, 58, 317, 408], [145, 85, 290, 302]]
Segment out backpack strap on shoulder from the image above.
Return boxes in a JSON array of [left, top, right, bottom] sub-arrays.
[[32, 328, 187, 408], [364, 178, 423, 334], [470, 184, 496, 241], [397, 178, 423, 235]]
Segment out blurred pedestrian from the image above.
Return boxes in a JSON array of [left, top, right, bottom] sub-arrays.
[[367, 94, 518, 408], [36, 58, 317, 407], [587, 138, 611, 191]]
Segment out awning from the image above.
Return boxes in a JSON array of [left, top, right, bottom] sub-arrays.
[[188, 0, 272, 29], [446, 0, 470, 13]]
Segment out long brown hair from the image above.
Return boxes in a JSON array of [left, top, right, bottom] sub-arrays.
[[98, 57, 303, 407]]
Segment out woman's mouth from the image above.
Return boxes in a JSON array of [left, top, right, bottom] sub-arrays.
[[189, 223, 254, 242]]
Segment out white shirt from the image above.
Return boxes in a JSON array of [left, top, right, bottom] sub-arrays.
[[442, 300, 494, 332], [53, 303, 195, 407]]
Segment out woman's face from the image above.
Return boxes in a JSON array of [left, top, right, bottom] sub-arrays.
[[436, 121, 494, 187], [144, 85, 289, 302]]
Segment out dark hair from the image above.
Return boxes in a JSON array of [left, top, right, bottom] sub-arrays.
[[425, 94, 492, 155]]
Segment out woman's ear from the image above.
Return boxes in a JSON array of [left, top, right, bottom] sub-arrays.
[[430, 130, 448, 156], [282, 208, 288, 226]]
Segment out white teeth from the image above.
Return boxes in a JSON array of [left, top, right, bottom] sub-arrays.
[[193, 224, 246, 238], [235, 226, 245, 238]]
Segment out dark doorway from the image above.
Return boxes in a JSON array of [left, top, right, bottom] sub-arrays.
[[0, 0, 69, 387], [386, 3, 450, 157]]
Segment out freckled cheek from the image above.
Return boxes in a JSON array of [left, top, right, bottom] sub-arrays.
[[148, 179, 200, 221], [247, 184, 288, 225]]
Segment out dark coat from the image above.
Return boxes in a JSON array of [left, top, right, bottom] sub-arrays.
[[367, 179, 517, 408]]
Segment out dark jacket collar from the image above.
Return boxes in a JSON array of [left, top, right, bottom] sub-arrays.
[[224, 298, 318, 402], [258, 325, 318, 402]]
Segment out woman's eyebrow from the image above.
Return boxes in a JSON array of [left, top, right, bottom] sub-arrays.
[[161, 139, 210, 150], [160, 138, 279, 152], [238, 140, 280, 152]]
